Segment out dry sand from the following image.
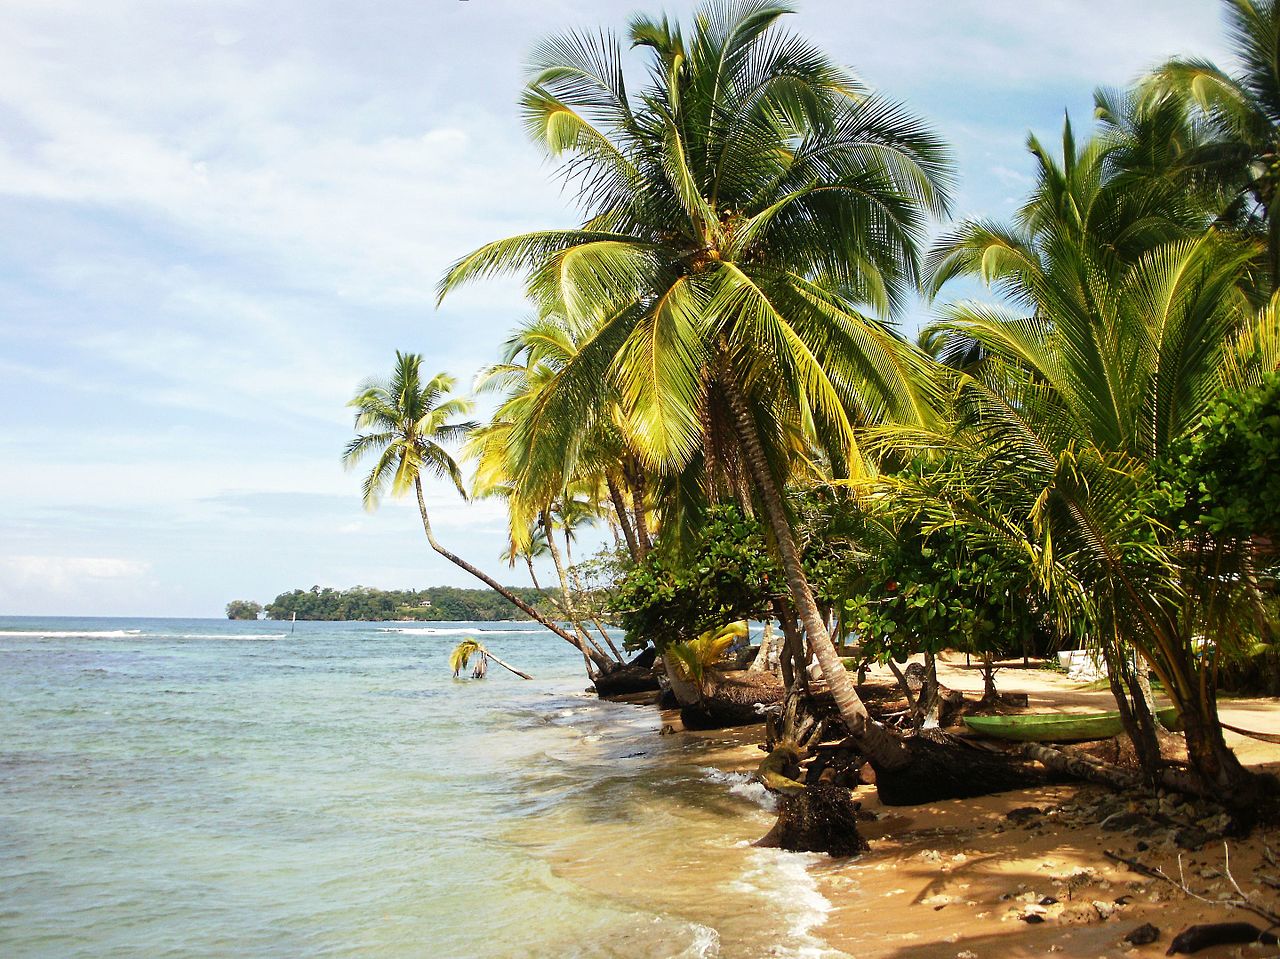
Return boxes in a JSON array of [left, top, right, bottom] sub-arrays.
[[693, 655, 1280, 959]]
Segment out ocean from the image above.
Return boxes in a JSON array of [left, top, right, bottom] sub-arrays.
[[0, 617, 848, 958]]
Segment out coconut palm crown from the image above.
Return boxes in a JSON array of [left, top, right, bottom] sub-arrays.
[[343, 352, 475, 509], [1140, 0, 1280, 279], [439, 0, 953, 488]]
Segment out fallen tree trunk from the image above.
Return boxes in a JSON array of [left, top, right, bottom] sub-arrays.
[[593, 661, 660, 698], [872, 734, 1058, 806], [680, 671, 786, 730]]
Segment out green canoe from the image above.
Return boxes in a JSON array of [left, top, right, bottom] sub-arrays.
[[963, 706, 1182, 742]]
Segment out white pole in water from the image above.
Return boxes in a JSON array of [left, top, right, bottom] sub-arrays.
[[291, 612, 297, 635]]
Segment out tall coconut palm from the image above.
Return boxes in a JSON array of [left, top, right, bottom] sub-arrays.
[[1141, 0, 1280, 280], [916, 117, 1280, 797], [342, 351, 615, 673], [439, 1, 953, 770]]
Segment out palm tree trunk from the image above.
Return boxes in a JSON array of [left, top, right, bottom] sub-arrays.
[[606, 474, 641, 563], [481, 647, 534, 680], [524, 556, 550, 597], [567, 560, 625, 661], [413, 479, 612, 672], [540, 508, 618, 664], [717, 372, 910, 770], [625, 460, 652, 559], [748, 621, 777, 673]]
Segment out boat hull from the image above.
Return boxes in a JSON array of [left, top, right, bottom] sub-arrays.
[[963, 706, 1182, 742]]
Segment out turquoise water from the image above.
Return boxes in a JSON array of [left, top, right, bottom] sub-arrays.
[[0, 618, 846, 958]]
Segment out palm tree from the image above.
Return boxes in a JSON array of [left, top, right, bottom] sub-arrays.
[[439, 1, 953, 771], [1140, 0, 1280, 279], [342, 351, 615, 674], [449, 638, 533, 680], [916, 116, 1280, 797]]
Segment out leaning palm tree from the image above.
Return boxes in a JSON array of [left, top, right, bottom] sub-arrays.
[[916, 115, 1280, 798], [449, 638, 533, 680], [342, 351, 615, 674], [440, 1, 953, 774]]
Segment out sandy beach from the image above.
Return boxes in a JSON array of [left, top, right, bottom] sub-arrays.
[[687, 656, 1280, 959]]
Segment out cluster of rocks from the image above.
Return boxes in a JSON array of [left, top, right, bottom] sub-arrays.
[[996, 787, 1238, 853]]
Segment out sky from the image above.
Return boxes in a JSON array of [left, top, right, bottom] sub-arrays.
[[0, 0, 1234, 617]]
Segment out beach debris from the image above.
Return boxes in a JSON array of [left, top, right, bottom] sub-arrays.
[[1125, 923, 1161, 946], [1104, 845, 1280, 933], [1091, 899, 1117, 920], [1103, 812, 1154, 833], [1166, 923, 1278, 955], [753, 745, 868, 856]]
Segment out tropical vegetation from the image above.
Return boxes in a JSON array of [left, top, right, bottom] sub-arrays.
[[262, 585, 553, 622], [347, 0, 1280, 807]]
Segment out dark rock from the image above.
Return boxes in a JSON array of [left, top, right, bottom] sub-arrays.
[[1038, 896, 1058, 906], [1136, 841, 1149, 852], [1124, 923, 1160, 946], [1007, 806, 1043, 824], [1022, 913, 1046, 924], [1166, 922, 1278, 954], [1173, 827, 1209, 851], [1103, 812, 1152, 833]]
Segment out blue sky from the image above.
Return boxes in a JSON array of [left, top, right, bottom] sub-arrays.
[[0, 0, 1232, 616]]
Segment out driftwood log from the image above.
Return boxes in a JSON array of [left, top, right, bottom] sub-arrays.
[[1167, 923, 1278, 955]]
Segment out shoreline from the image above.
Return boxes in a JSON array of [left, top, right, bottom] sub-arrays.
[[674, 656, 1280, 959]]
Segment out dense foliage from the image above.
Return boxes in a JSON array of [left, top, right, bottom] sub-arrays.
[[611, 506, 780, 651], [842, 515, 1041, 667], [225, 600, 262, 620], [1160, 372, 1280, 542], [263, 586, 551, 622], [354, 0, 1280, 794]]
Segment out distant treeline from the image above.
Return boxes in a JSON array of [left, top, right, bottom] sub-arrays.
[[263, 585, 549, 622]]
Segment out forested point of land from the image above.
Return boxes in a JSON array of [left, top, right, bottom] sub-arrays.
[[262, 585, 552, 622]]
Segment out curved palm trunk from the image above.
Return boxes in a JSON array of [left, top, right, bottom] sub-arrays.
[[625, 460, 652, 559], [567, 561, 625, 661], [718, 374, 910, 770], [748, 621, 777, 674], [413, 479, 612, 672], [479, 647, 534, 680], [540, 509, 619, 665], [606, 474, 641, 563]]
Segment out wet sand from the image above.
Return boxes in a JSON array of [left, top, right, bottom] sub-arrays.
[[687, 655, 1280, 959]]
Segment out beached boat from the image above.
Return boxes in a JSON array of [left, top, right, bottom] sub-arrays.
[[963, 706, 1182, 742]]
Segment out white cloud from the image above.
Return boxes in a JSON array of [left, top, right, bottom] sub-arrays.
[[0, 555, 155, 615]]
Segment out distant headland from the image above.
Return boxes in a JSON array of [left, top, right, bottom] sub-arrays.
[[226, 585, 549, 622]]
